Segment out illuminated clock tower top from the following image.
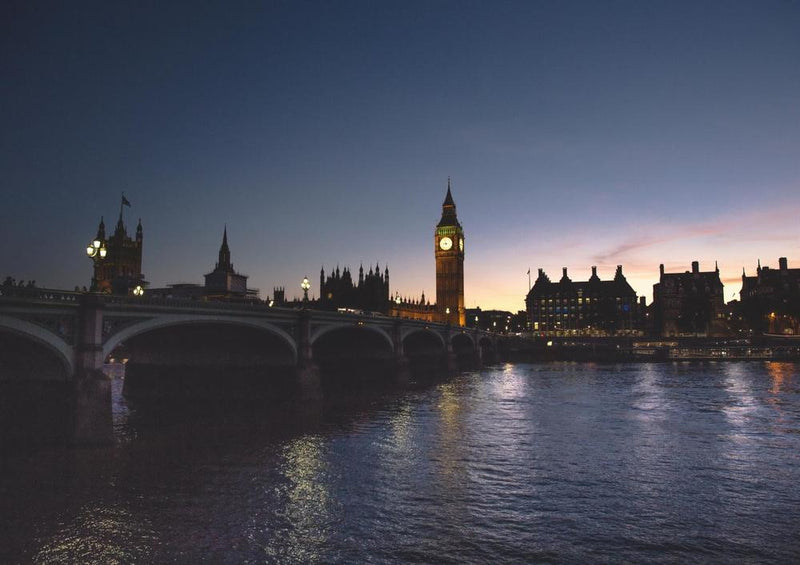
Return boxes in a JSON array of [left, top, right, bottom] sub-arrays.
[[435, 179, 466, 326]]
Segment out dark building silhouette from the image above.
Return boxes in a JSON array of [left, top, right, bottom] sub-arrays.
[[740, 257, 800, 335], [467, 308, 527, 333], [526, 265, 640, 336], [434, 180, 466, 326], [204, 227, 258, 300], [149, 227, 258, 301], [87, 202, 145, 295], [652, 261, 725, 337], [318, 264, 389, 312]]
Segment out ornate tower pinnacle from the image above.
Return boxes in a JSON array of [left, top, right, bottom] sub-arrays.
[[217, 226, 232, 271]]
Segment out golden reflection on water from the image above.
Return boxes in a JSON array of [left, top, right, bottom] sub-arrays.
[[268, 434, 334, 564], [435, 382, 469, 486], [767, 361, 793, 395], [33, 504, 156, 565], [388, 400, 413, 453], [765, 362, 796, 425]]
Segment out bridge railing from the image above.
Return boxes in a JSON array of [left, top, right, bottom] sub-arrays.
[[102, 293, 279, 311], [0, 286, 81, 303]]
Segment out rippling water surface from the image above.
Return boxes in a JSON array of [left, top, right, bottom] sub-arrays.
[[2, 362, 800, 564]]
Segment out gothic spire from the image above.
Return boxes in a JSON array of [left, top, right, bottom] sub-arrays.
[[443, 177, 455, 207], [217, 226, 232, 271], [96, 216, 106, 241], [438, 178, 460, 227]]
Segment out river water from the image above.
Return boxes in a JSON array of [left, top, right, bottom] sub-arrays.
[[2, 362, 800, 564]]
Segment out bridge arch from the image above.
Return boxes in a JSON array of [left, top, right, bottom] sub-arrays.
[[0, 314, 74, 377], [103, 314, 298, 363], [401, 327, 446, 348], [449, 331, 476, 348], [478, 334, 497, 364], [310, 323, 395, 352]]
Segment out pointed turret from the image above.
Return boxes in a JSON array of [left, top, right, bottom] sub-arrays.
[[443, 177, 455, 206], [115, 209, 126, 236], [95, 216, 106, 241], [216, 226, 232, 271], [438, 177, 460, 228], [136, 218, 143, 245]]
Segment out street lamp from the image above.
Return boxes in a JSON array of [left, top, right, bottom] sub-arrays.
[[85, 239, 107, 259], [133, 285, 144, 297], [301, 276, 310, 302], [395, 293, 401, 305], [85, 238, 107, 291]]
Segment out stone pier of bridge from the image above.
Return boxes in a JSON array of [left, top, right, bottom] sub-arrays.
[[72, 294, 114, 444]]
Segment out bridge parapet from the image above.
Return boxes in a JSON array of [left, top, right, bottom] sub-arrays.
[[0, 286, 81, 303]]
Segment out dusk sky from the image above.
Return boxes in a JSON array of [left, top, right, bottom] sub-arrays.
[[2, 1, 798, 311]]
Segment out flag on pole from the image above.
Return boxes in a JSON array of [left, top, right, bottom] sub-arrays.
[[122, 194, 131, 207], [527, 268, 530, 275]]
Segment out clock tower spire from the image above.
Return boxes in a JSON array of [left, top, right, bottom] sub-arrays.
[[435, 178, 465, 326]]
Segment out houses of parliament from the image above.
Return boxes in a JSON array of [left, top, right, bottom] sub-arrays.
[[86, 184, 468, 326]]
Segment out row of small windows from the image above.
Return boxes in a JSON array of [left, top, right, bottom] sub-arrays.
[[532, 311, 633, 320], [531, 297, 632, 306]]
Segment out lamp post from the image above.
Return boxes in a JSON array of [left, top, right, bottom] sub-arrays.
[[301, 276, 311, 304], [85, 238, 107, 291], [132, 285, 144, 297]]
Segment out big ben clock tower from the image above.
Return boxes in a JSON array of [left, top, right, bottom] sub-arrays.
[[435, 179, 466, 326]]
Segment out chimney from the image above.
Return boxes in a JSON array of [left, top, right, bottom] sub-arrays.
[[659, 264, 665, 277], [779, 257, 788, 270], [692, 261, 699, 274], [591, 266, 597, 277], [562, 267, 568, 277]]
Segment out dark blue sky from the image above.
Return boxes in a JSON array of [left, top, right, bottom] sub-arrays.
[[2, 1, 799, 309]]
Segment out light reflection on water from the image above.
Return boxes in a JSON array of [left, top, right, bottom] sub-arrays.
[[33, 504, 156, 565], [2, 362, 800, 564]]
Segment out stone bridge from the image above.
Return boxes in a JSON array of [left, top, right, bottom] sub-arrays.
[[0, 287, 498, 445]]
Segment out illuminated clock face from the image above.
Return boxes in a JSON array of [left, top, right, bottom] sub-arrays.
[[459, 238, 464, 252], [439, 236, 453, 250]]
